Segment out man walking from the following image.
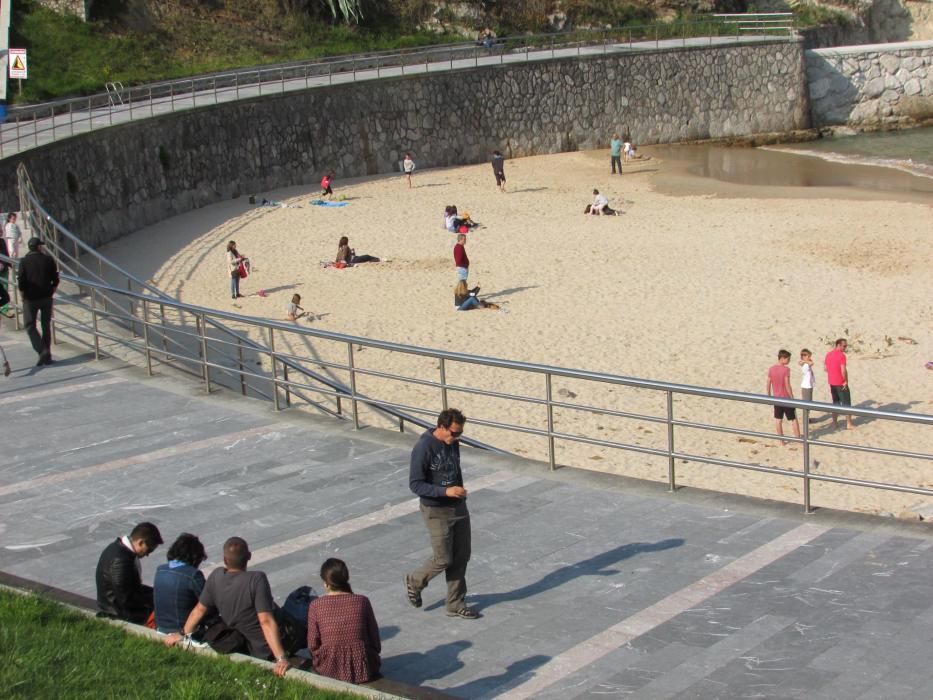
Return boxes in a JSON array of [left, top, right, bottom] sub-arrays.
[[164, 536, 291, 677], [453, 234, 469, 282], [491, 150, 506, 192], [17, 237, 59, 365], [824, 338, 855, 430], [766, 349, 801, 445], [405, 408, 477, 619]]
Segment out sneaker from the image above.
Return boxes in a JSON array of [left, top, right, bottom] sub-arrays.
[[405, 577, 422, 609], [446, 607, 479, 619]]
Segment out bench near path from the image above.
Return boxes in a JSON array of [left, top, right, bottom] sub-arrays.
[[2, 331, 933, 699]]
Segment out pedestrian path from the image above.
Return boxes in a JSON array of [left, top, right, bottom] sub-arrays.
[[2, 331, 932, 699]]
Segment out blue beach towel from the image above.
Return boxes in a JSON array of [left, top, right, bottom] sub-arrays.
[[310, 199, 348, 208]]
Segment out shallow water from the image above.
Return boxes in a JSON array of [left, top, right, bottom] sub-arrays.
[[649, 129, 933, 203]]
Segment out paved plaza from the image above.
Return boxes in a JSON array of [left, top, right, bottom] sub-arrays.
[[2, 331, 933, 699]]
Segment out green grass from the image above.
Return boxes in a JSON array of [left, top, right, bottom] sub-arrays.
[[8, 2, 460, 104], [0, 590, 360, 699]]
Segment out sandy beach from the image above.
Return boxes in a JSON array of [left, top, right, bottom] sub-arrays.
[[99, 146, 933, 518]]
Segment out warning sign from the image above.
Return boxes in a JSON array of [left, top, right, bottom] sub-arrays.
[[9, 48, 27, 79]]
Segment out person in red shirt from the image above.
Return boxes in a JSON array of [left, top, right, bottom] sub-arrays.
[[824, 338, 854, 430], [453, 234, 469, 281], [766, 349, 800, 445], [320, 173, 334, 200]]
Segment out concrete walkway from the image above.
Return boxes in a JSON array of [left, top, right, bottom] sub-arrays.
[[2, 330, 932, 699]]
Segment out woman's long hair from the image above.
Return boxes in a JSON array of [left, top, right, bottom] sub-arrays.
[[454, 280, 469, 298]]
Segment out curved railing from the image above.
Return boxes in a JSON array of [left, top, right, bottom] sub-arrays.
[[4, 162, 930, 516], [0, 16, 797, 158]]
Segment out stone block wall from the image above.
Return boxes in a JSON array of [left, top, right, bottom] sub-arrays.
[[36, 0, 89, 20], [806, 40, 933, 127], [0, 40, 808, 248]]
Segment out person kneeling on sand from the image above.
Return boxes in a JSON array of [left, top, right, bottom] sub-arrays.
[[285, 294, 307, 321], [454, 281, 499, 311], [585, 189, 619, 216]]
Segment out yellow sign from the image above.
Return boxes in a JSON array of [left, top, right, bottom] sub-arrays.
[[9, 48, 27, 79]]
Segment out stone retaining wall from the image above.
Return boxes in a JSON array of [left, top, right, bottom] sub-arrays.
[[0, 40, 808, 248], [806, 40, 933, 127], [36, 0, 89, 20]]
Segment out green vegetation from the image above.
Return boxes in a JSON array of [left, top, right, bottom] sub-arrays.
[[0, 590, 358, 699], [7, 0, 454, 103]]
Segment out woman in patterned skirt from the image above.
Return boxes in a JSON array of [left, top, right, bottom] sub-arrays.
[[307, 558, 381, 683]]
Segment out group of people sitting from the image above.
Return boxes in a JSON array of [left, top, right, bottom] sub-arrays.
[[95, 522, 381, 684], [584, 189, 622, 216], [443, 205, 479, 233]]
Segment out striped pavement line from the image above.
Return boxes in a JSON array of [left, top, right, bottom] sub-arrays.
[[487, 523, 831, 699], [0, 376, 127, 404], [0, 423, 292, 498], [210, 470, 519, 573]]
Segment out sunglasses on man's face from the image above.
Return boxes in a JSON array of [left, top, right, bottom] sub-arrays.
[[449, 430, 463, 438]]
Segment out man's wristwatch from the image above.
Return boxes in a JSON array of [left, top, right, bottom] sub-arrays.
[[276, 655, 288, 663]]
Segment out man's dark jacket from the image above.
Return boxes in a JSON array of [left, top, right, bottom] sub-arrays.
[[95, 539, 149, 623], [17, 250, 59, 301]]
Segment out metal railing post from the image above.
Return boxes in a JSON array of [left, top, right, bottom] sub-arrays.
[[283, 361, 291, 407], [235, 72, 240, 99], [546, 373, 556, 471], [197, 314, 211, 393], [439, 357, 449, 410], [667, 390, 676, 491], [90, 288, 101, 360], [159, 303, 169, 359], [237, 337, 247, 396], [171, 81, 175, 112], [803, 403, 812, 513], [51, 106, 56, 141], [149, 87, 154, 117], [347, 342, 360, 429], [269, 327, 281, 411], [142, 298, 153, 376]]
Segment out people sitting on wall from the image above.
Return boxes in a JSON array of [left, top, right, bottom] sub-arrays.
[[153, 533, 210, 635], [162, 536, 292, 677], [306, 558, 382, 684], [96, 521, 164, 625]]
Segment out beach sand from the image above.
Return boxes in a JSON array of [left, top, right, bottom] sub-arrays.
[[99, 147, 933, 518]]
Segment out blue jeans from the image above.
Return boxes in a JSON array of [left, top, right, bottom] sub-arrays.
[[456, 267, 468, 281], [230, 272, 239, 298], [458, 296, 481, 311]]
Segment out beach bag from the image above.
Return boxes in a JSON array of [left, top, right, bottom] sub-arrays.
[[238, 259, 250, 279], [203, 619, 248, 654], [275, 586, 316, 655]]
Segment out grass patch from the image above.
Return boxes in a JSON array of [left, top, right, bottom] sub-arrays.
[[0, 589, 360, 699]]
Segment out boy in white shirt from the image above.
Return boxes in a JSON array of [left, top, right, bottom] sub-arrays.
[[799, 348, 814, 401]]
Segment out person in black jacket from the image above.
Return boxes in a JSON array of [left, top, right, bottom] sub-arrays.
[[95, 522, 163, 624], [17, 237, 59, 365], [0, 236, 13, 318], [404, 408, 478, 620]]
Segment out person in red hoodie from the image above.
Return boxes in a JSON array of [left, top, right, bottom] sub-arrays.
[[453, 234, 469, 282]]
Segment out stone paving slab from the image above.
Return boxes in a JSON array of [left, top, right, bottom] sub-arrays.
[[2, 331, 933, 699]]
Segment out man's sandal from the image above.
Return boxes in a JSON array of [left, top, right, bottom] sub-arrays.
[[405, 578, 422, 608], [446, 607, 479, 619]]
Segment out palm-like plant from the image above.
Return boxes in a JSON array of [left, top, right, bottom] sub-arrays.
[[321, 0, 364, 24]]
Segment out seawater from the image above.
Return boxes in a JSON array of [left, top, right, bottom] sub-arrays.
[[768, 126, 933, 180]]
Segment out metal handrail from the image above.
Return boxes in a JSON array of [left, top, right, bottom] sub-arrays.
[[0, 17, 797, 158], [29, 273, 932, 515]]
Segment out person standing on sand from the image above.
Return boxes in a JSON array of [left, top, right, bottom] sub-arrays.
[[403, 153, 415, 189], [799, 349, 815, 402], [491, 151, 506, 192], [824, 338, 855, 430], [320, 173, 335, 200], [766, 349, 801, 445], [610, 133, 623, 175], [453, 234, 469, 282]]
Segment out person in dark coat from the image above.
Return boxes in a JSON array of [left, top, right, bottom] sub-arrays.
[[95, 522, 163, 624], [17, 237, 59, 365]]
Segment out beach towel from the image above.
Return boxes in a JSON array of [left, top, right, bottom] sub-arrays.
[[310, 199, 348, 208]]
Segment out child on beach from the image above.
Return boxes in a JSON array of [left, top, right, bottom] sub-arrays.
[[491, 151, 506, 192], [403, 154, 415, 188], [766, 349, 801, 445], [799, 349, 815, 402], [320, 173, 335, 200], [286, 294, 307, 321]]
